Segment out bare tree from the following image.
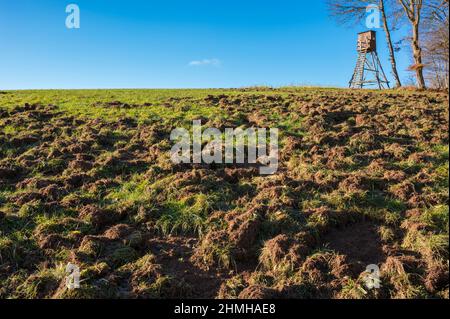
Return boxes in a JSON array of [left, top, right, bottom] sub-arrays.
[[422, 0, 449, 89], [380, 0, 402, 87], [328, 0, 403, 87], [398, 0, 427, 89]]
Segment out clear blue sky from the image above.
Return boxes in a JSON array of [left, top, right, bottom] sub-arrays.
[[1, 0, 413, 89]]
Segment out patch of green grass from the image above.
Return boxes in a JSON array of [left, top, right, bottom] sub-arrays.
[[339, 278, 369, 299], [109, 246, 138, 267], [421, 205, 449, 233], [156, 194, 213, 236], [34, 215, 90, 236], [105, 175, 151, 207], [2, 125, 20, 135], [33, 158, 67, 175], [15, 265, 65, 299]]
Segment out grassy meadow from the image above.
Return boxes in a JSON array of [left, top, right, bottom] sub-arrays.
[[0, 88, 448, 298]]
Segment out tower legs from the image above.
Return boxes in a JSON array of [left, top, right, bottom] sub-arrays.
[[349, 51, 390, 89]]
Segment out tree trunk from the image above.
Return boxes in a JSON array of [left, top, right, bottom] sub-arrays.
[[398, 0, 427, 89], [412, 20, 427, 89], [379, 0, 402, 87]]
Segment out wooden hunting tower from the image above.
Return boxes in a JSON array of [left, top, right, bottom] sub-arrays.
[[357, 31, 376, 52], [350, 31, 390, 89]]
